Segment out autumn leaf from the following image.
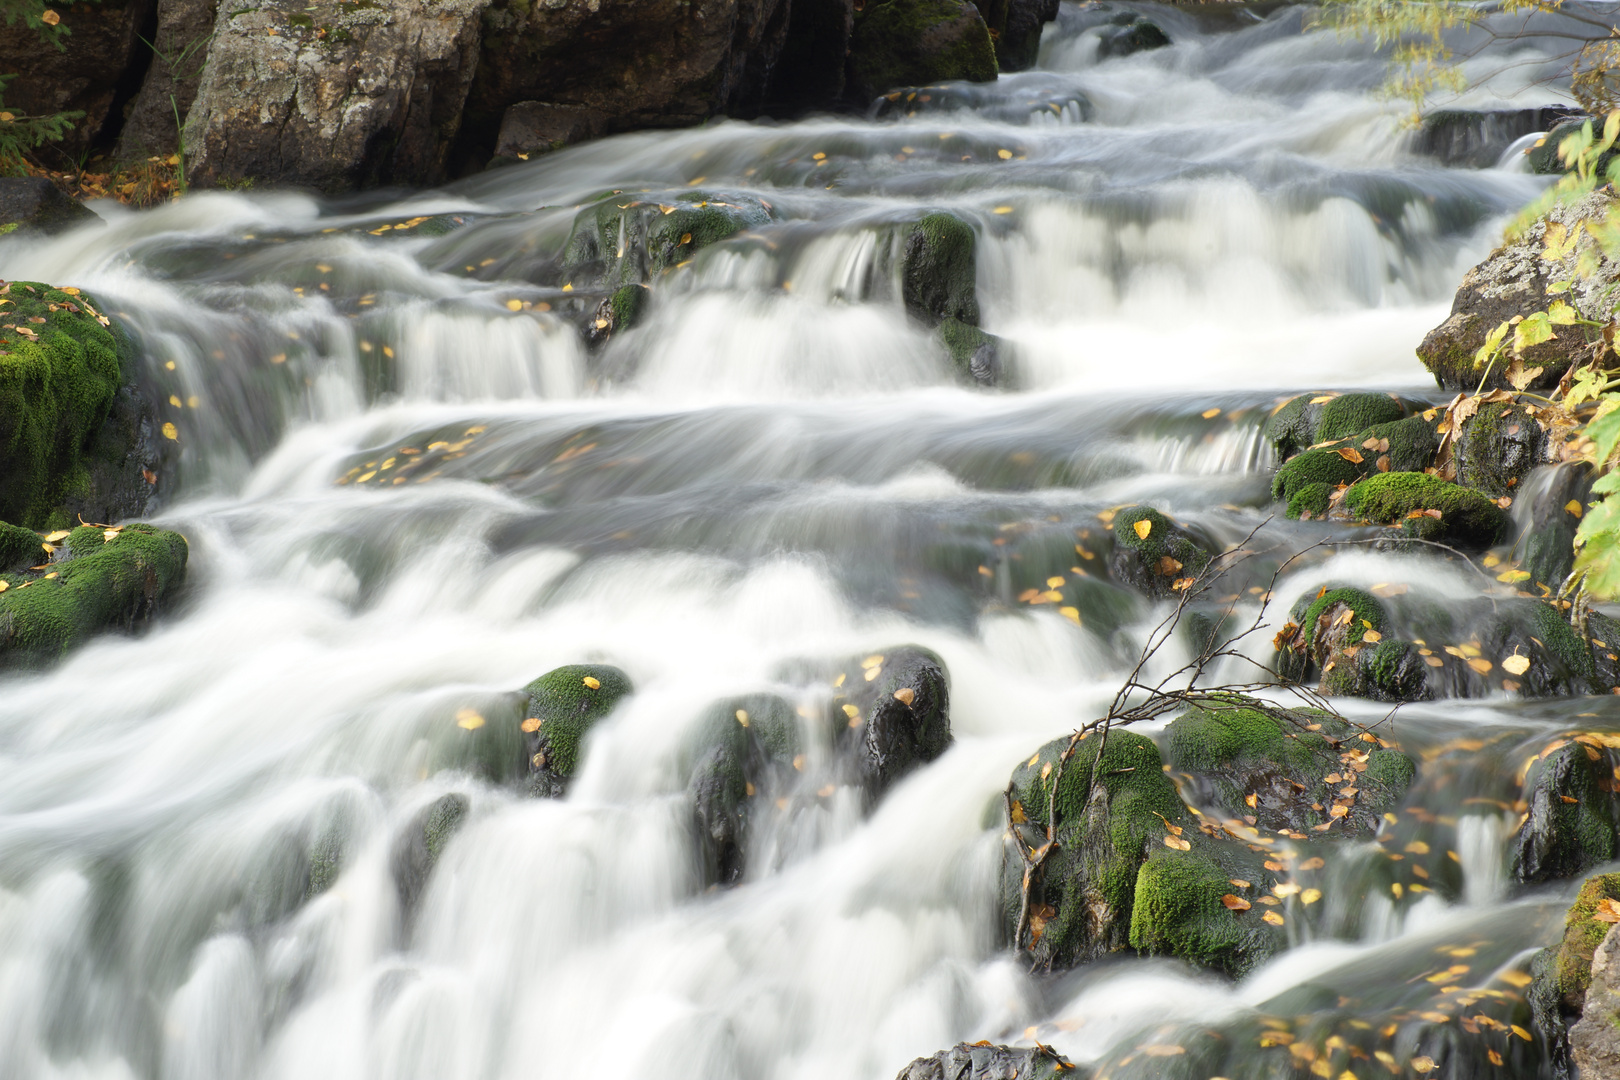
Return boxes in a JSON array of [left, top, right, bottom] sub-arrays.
[[1503, 653, 1531, 676], [1595, 897, 1620, 923], [893, 687, 915, 706], [1163, 835, 1191, 851], [1221, 894, 1251, 911], [1261, 910, 1285, 926], [1133, 519, 1152, 540], [521, 717, 542, 732], [1336, 447, 1364, 464], [582, 675, 601, 689], [454, 708, 485, 730]]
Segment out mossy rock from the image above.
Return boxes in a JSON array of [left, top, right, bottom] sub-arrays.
[[1514, 741, 1620, 884], [683, 693, 801, 887], [1164, 696, 1415, 837], [829, 645, 952, 796], [937, 317, 1000, 385], [846, 0, 998, 102], [390, 793, 470, 925], [0, 522, 188, 668], [1107, 506, 1212, 599], [1343, 471, 1508, 550], [977, 0, 1059, 72], [1280, 581, 1427, 702], [585, 283, 650, 349], [1095, 13, 1169, 59], [0, 281, 134, 529], [1286, 481, 1334, 520], [523, 664, 634, 796], [1548, 873, 1620, 1010], [1271, 415, 1439, 510], [1519, 461, 1592, 590], [1320, 636, 1431, 702], [1264, 392, 1407, 462], [560, 191, 773, 288], [901, 212, 980, 328], [895, 1043, 1080, 1080], [1454, 401, 1549, 499]]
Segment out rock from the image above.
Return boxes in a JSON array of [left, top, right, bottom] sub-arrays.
[[978, 0, 1060, 72], [1514, 741, 1620, 883], [1408, 106, 1583, 169], [683, 694, 800, 886], [183, 0, 488, 191], [116, 0, 221, 159], [829, 646, 952, 796], [390, 793, 470, 924], [586, 285, 650, 349], [1530, 114, 1618, 177], [1416, 189, 1616, 392], [895, 1043, 1081, 1080], [0, 0, 158, 160], [491, 101, 607, 165], [1107, 506, 1212, 599], [1454, 400, 1550, 499], [1165, 697, 1415, 837], [1274, 586, 1431, 701], [900, 212, 980, 328], [523, 664, 634, 796], [0, 281, 166, 529], [765, 0, 854, 109], [1572, 921, 1620, 1078], [561, 190, 774, 289], [0, 523, 188, 668], [1518, 462, 1593, 589], [1321, 637, 1432, 702], [1271, 415, 1439, 513], [845, 0, 998, 103], [937, 317, 1000, 385], [1264, 392, 1408, 462], [1095, 13, 1169, 59], [1001, 728, 1282, 976], [1343, 472, 1509, 551], [0, 178, 99, 236], [1532, 872, 1620, 1062], [460, 0, 792, 173]]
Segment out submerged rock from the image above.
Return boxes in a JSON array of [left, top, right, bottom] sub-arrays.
[[391, 793, 470, 924], [562, 190, 774, 289], [1343, 471, 1508, 551], [1095, 14, 1170, 59], [0, 179, 99, 237], [830, 645, 952, 796], [937, 318, 1001, 385], [846, 0, 999, 102], [1107, 506, 1212, 599], [523, 664, 635, 796], [586, 285, 651, 348], [896, 1043, 1081, 1080], [683, 693, 801, 886]]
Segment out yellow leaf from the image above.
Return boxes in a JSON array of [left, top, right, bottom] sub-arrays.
[[735, 709, 750, 726], [161, 422, 178, 441], [842, 703, 861, 720], [1568, 499, 1585, 518], [1163, 835, 1191, 850], [1503, 654, 1531, 676], [455, 708, 485, 730], [1362, 629, 1382, 643], [521, 717, 542, 732], [997, 149, 1013, 159], [1467, 657, 1494, 674], [506, 299, 523, 311], [1133, 519, 1152, 540], [40, 8, 59, 24], [1046, 575, 1064, 587], [42, 530, 69, 542], [582, 676, 601, 689], [0, 581, 8, 593], [1201, 407, 1221, 419], [1336, 447, 1364, 463], [1301, 888, 1322, 904], [1059, 606, 1081, 625], [1262, 910, 1285, 926], [1411, 1057, 1436, 1074], [1221, 894, 1251, 911], [893, 687, 915, 706]]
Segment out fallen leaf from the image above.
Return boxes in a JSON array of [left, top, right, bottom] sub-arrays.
[[582, 676, 601, 689], [1262, 910, 1285, 926], [42, 530, 69, 543], [1133, 519, 1152, 540], [1595, 897, 1620, 923], [736, 709, 750, 726], [1569, 499, 1586, 518], [455, 708, 484, 730], [1467, 657, 1494, 674], [1202, 407, 1221, 419], [1164, 835, 1191, 851], [1363, 629, 1383, 643], [1301, 888, 1322, 904], [1411, 1057, 1436, 1073], [1503, 653, 1531, 676], [893, 687, 915, 706], [521, 717, 542, 732], [1336, 447, 1365, 463], [1221, 894, 1251, 911]]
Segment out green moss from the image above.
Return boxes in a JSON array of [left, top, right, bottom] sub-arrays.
[[523, 663, 634, 795], [1300, 586, 1387, 649], [1272, 446, 1362, 503], [1264, 393, 1407, 461], [1129, 849, 1260, 976], [937, 317, 999, 384], [1286, 482, 1333, 519], [422, 792, 469, 862], [0, 523, 188, 667], [1343, 471, 1508, 549], [1272, 415, 1438, 507], [561, 191, 772, 288], [1109, 506, 1211, 598], [1516, 741, 1620, 883], [0, 282, 129, 529], [848, 0, 998, 99], [902, 212, 979, 327], [1554, 873, 1620, 1003], [0, 520, 40, 569], [1454, 401, 1549, 499], [685, 693, 800, 886], [608, 284, 648, 332], [1333, 637, 1431, 703]]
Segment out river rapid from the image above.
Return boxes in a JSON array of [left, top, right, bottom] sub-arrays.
[[0, 4, 1605, 1079]]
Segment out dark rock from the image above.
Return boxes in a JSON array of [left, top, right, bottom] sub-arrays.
[[0, 0, 159, 161], [562, 190, 774, 289], [1343, 471, 1509, 551], [1165, 697, 1415, 837], [765, 0, 854, 109], [116, 0, 220, 159], [900, 212, 980, 327], [390, 793, 470, 924], [1322, 637, 1431, 702], [1274, 586, 1432, 702], [1516, 462, 1593, 589], [846, 0, 998, 103], [491, 101, 608, 164], [1515, 741, 1620, 883], [523, 664, 635, 797], [1454, 400, 1550, 499], [1417, 190, 1614, 392], [896, 1043, 1081, 1080], [1096, 13, 1169, 59], [978, 0, 1060, 71], [683, 693, 800, 886], [1264, 391, 1408, 462], [830, 645, 952, 796], [184, 0, 488, 191], [937, 317, 1000, 385], [1107, 506, 1211, 599], [0, 178, 99, 236], [1409, 106, 1583, 169], [1271, 415, 1439, 513], [1530, 871, 1620, 1073], [586, 284, 651, 348], [1529, 114, 1617, 176]]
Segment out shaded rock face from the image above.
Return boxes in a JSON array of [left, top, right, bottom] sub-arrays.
[[183, 0, 489, 191], [1572, 923, 1620, 1078], [1408, 106, 1583, 169], [1095, 13, 1168, 59], [0, 178, 100, 236], [491, 101, 607, 164], [1517, 463, 1593, 590], [1514, 739, 1620, 885], [0, 0, 158, 161], [1107, 506, 1212, 599], [390, 793, 469, 926], [830, 645, 953, 795], [896, 1043, 1081, 1080], [1531, 872, 1620, 1076], [682, 693, 800, 887], [978, 0, 1059, 71], [1416, 190, 1615, 392], [1453, 400, 1551, 499], [845, 0, 998, 103], [117, 0, 220, 159], [765, 0, 855, 110]]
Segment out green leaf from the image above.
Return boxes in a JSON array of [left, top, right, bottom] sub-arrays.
[[1513, 311, 1556, 353], [1548, 299, 1580, 325], [1548, 279, 1574, 295], [1567, 367, 1608, 409], [1593, 471, 1620, 495], [1588, 403, 1620, 467]]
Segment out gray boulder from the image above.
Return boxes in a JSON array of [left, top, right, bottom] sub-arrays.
[[896, 1043, 1081, 1080], [1573, 923, 1620, 1077], [117, 0, 221, 159], [0, 178, 99, 236]]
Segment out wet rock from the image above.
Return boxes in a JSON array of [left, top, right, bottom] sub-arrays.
[[830, 646, 952, 796], [1343, 471, 1509, 551], [1417, 189, 1615, 392], [1517, 462, 1593, 589], [846, 0, 998, 103], [561, 190, 775, 289], [1277, 586, 1431, 703], [1271, 415, 1439, 513], [978, 0, 1060, 71], [1107, 506, 1211, 600], [901, 212, 981, 328], [586, 285, 651, 348], [1408, 105, 1583, 169], [765, 0, 855, 109], [491, 101, 608, 165], [1454, 400, 1550, 499], [1572, 921, 1620, 1078], [523, 664, 635, 797], [1515, 741, 1620, 883], [1002, 728, 1282, 976], [116, 0, 221, 159], [1264, 392, 1409, 462], [184, 0, 488, 191], [1165, 697, 1415, 838], [896, 1042, 1081, 1080], [0, 178, 99, 236], [937, 318, 1001, 386], [1529, 114, 1618, 177], [1530, 871, 1620, 1073], [1321, 637, 1431, 702], [0, 281, 166, 529], [683, 693, 801, 886], [1095, 13, 1169, 59], [0, 523, 188, 668], [391, 793, 470, 923]]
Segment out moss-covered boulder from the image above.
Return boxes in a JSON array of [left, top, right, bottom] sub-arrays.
[[1572, 912, 1620, 1079], [1320, 636, 1431, 702], [901, 212, 980, 328], [1095, 13, 1169, 59], [1514, 740, 1620, 883], [1264, 392, 1408, 462], [683, 693, 801, 887], [829, 645, 952, 796], [1519, 462, 1593, 590], [1274, 586, 1430, 701], [1454, 400, 1550, 499], [1271, 415, 1439, 510], [585, 283, 650, 349], [896, 1043, 1080, 1080], [522, 664, 635, 796], [1528, 871, 1620, 1073], [390, 793, 470, 925], [561, 191, 774, 288], [1002, 728, 1282, 977], [1164, 697, 1415, 838], [0, 522, 188, 668], [846, 0, 998, 102], [937, 317, 1000, 385], [1107, 506, 1212, 599], [1343, 471, 1509, 550]]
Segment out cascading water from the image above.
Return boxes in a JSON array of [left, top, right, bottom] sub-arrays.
[[0, 4, 1607, 1079]]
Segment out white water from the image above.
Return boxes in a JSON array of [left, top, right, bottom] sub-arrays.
[[0, 4, 1603, 1078]]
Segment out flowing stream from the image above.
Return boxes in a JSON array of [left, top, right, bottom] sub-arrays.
[[0, 5, 1607, 1079]]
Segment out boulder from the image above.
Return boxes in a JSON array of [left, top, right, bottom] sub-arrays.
[[1271, 415, 1439, 514], [1572, 918, 1620, 1078], [977, 0, 1059, 71], [1264, 391, 1408, 462], [1408, 105, 1583, 169], [0, 522, 188, 668], [1416, 189, 1615, 392], [390, 793, 469, 924], [523, 664, 635, 796], [1529, 114, 1618, 177], [1274, 586, 1431, 702], [561, 190, 774, 289], [1107, 506, 1211, 599], [490, 101, 607, 164], [1453, 400, 1550, 499], [1517, 462, 1593, 589], [896, 1043, 1081, 1080], [764, 0, 854, 109], [1529, 872, 1620, 1076], [1514, 740, 1620, 883], [183, 0, 488, 191], [900, 212, 980, 327], [116, 0, 221, 159], [1095, 13, 1169, 60], [585, 284, 650, 349], [937, 317, 1000, 386], [828, 646, 952, 797], [0, 178, 99, 236], [682, 693, 800, 886], [1342, 471, 1509, 551], [845, 0, 998, 103]]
